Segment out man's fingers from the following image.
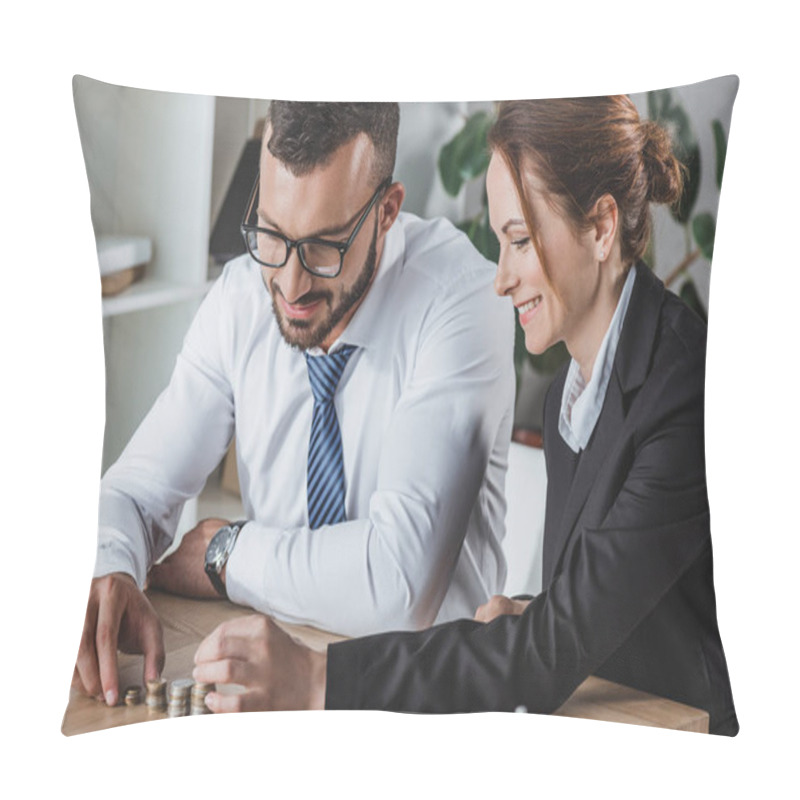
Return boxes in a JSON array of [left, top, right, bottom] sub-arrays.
[[75, 600, 102, 697], [95, 591, 125, 706], [141, 615, 166, 683], [71, 665, 91, 696]]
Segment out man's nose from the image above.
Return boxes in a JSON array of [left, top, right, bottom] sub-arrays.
[[277, 248, 314, 303]]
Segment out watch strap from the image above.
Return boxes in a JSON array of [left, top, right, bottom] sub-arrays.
[[205, 560, 227, 598]]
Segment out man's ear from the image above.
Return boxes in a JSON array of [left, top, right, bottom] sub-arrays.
[[378, 181, 405, 236], [591, 194, 619, 259]]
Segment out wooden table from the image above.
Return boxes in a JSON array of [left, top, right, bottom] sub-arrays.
[[62, 591, 708, 735]]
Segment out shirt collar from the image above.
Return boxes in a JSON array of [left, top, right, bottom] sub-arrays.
[[558, 266, 636, 453]]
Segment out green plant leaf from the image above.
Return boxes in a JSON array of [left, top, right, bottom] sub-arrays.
[[674, 145, 701, 224], [692, 213, 716, 261], [437, 111, 493, 197], [679, 279, 708, 324], [439, 140, 464, 196], [457, 209, 499, 263], [456, 216, 480, 240], [647, 89, 675, 123], [474, 210, 500, 263], [712, 119, 727, 190]]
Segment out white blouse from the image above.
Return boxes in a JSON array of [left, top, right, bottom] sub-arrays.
[[559, 267, 636, 453]]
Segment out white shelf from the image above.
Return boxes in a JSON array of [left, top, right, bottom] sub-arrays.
[[102, 276, 216, 318]]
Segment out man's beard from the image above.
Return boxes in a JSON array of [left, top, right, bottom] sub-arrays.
[[268, 217, 379, 351]]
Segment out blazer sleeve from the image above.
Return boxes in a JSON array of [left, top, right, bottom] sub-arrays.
[[325, 329, 712, 713]]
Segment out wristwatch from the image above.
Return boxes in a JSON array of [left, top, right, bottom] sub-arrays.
[[204, 520, 247, 598]]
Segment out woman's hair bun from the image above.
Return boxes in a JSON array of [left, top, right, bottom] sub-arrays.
[[641, 120, 684, 207]]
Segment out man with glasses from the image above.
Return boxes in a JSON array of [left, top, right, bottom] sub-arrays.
[[74, 101, 515, 708]]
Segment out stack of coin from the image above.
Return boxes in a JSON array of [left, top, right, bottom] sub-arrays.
[[167, 678, 194, 718], [124, 686, 142, 706], [190, 682, 215, 715], [145, 678, 167, 713]]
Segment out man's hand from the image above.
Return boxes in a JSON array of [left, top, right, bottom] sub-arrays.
[[193, 614, 327, 713], [147, 517, 229, 598], [73, 572, 165, 707], [473, 594, 532, 623]]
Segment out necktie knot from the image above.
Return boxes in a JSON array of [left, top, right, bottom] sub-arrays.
[[305, 345, 357, 404]]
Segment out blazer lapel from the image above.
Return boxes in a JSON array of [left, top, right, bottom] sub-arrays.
[[542, 262, 666, 587], [543, 374, 627, 586]]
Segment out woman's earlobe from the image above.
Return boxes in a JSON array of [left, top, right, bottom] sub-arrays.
[[594, 194, 619, 244]]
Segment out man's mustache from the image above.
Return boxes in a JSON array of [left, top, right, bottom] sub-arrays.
[[269, 279, 333, 307]]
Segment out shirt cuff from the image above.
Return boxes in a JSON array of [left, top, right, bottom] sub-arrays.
[[93, 526, 146, 587], [225, 521, 275, 613]]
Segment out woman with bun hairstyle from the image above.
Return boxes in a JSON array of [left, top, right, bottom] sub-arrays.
[[194, 97, 738, 735]]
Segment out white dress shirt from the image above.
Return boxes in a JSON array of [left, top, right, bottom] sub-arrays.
[[95, 212, 516, 636], [559, 267, 636, 453]]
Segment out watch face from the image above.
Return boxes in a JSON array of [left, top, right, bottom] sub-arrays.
[[206, 527, 231, 566]]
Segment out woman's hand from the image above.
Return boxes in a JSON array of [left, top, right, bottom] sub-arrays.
[[193, 614, 327, 712], [474, 594, 532, 623]]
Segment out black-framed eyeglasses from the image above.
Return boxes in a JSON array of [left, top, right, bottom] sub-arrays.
[[240, 175, 392, 278]]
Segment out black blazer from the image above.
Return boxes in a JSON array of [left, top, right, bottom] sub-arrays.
[[326, 263, 738, 736]]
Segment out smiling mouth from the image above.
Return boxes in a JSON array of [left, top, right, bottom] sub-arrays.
[[517, 297, 542, 315], [278, 293, 324, 320], [516, 295, 543, 326], [270, 280, 331, 323]]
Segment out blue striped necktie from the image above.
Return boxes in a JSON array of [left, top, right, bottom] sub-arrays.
[[305, 345, 357, 529]]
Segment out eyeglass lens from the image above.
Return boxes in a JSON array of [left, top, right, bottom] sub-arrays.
[[244, 229, 341, 277]]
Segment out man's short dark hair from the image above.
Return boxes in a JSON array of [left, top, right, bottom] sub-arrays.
[[266, 101, 399, 184]]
